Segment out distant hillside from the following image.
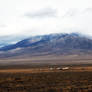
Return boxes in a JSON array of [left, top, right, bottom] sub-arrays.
[[0, 33, 92, 58]]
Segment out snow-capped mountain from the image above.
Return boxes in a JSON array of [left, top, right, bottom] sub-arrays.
[[0, 33, 92, 58]]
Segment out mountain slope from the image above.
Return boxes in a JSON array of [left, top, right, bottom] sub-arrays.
[[0, 33, 92, 58]]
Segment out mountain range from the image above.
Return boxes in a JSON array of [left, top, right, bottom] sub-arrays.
[[0, 33, 92, 59]]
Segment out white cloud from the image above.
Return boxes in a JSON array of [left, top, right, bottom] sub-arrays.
[[0, 0, 92, 37], [24, 8, 57, 18]]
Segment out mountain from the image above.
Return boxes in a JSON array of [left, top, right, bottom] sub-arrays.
[[0, 35, 31, 47], [0, 33, 92, 58]]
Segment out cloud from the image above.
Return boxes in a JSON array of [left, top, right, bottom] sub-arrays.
[[83, 8, 92, 14], [85, 8, 92, 12], [0, 0, 92, 37], [62, 9, 79, 18], [24, 8, 57, 18], [0, 35, 31, 47], [0, 24, 7, 28]]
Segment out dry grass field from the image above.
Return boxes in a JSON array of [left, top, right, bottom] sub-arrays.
[[0, 66, 92, 73], [0, 65, 92, 92], [0, 55, 92, 92]]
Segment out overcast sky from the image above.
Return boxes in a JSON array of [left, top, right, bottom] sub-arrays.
[[0, 0, 92, 36]]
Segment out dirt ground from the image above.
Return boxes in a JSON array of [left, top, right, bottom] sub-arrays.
[[0, 66, 92, 92], [0, 66, 92, 73]]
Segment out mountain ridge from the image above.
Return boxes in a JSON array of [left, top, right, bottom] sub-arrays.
[[0, 33, 92, 58]]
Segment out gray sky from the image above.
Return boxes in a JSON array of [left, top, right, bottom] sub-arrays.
[[0, 0, 92, 36]]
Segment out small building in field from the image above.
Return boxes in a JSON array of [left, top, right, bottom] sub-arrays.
[[49, 67, 54, 70], [62, 67, 69, 70], [56, 67, 62, 70], [56, 67, 70, 70]]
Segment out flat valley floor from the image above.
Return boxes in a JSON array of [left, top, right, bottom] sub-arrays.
[[0, 65, 92, 92]]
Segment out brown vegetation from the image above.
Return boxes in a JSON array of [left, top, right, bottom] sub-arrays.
[[0, 66, 92, 92]]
